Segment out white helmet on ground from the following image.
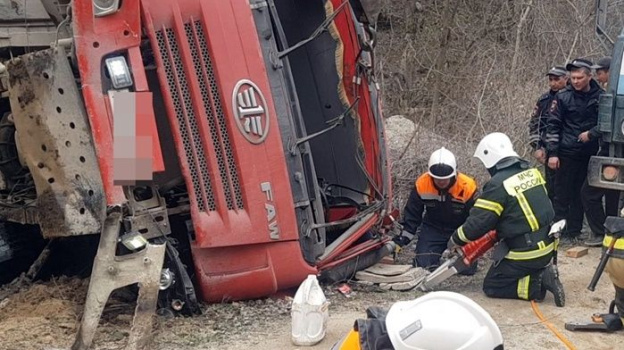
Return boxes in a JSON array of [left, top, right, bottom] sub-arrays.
[[474, 132, 519, 169], [386, 291, 504, 350], [428, 147, 457, 180]]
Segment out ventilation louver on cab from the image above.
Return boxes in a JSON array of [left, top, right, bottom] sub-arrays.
[[155, 21, 243, 212]]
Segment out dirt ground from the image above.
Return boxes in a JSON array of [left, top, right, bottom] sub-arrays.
[[0, 115, 619, 350], [0, 242, 621, 350]]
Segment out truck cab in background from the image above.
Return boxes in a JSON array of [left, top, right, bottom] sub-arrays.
[[587, 0, 624, 195]]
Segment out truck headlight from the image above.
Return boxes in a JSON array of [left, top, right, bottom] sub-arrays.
[[105, 56, 133, 89], [94, 0, 120, 17], [120, 231, 148, 251], [603, 165, 619, 181], [621, 120, 624, 136]]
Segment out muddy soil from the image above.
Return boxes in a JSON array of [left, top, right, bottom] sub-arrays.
[[0, 242, 620, 350]]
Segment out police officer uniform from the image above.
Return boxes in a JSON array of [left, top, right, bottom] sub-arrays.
[[529, 66, 567, 201], [451, 132, 565, 307], [546, 58, 604, 238]]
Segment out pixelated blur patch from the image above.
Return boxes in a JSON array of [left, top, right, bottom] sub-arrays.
[[110, 90, 154, 185]]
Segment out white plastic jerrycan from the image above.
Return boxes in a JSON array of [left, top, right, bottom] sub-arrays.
[[291, 274, 330, 346]]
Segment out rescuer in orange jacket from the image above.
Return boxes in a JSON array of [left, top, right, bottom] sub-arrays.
[[394, 147, 479, 274]]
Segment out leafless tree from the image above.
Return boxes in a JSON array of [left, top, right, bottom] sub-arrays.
[[376, 0, 624, 210]]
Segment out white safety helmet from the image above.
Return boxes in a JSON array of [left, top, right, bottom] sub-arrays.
[[428, 147, 457, 180], [386, 291, 504, 350], [474, 132, 519, 169]]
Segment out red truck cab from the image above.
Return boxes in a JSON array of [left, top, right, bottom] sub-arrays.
[[1, 0, 391, 312]]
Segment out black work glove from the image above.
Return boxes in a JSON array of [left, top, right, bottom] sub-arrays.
[[442, 238, 460, 260], [393, 231, 413, 247], [393, 235, 411, 248], [447, 237, 459, 251]]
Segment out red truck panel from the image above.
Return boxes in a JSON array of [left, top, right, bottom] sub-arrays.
[[141, 0, 299, 247], [192, 241, 316, 302], [72, 0, 165, 204], [141, 0, 316, 300], [328, 0, 382, 195]]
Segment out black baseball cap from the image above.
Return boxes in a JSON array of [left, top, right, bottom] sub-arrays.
[[591, 56, 611, 70], [546, 66, 567, 77], [566, 58, 593, 71]]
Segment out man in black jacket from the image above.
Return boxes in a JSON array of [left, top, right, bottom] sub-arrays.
[[529, 66, 568, 201], [546, 58, 604, 241], [449, 132, 564, 307]]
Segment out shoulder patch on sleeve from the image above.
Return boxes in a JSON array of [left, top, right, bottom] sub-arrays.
[[549, 99, 558, 114], [531, 104, 539, 118]]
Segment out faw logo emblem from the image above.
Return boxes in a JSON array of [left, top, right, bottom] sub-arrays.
[[232, 79, 269, 144]]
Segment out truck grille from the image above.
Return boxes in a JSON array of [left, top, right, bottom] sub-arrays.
[[155, 21, 243, 212], [185, 21, 243, 210]]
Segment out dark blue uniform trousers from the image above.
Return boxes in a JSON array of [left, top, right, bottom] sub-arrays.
[[415, 223, 478, 275]]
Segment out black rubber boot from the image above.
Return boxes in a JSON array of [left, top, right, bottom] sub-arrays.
[[541, 265, 565, 307], [584, 233, 604, 248], [615, 285, 624, 321]]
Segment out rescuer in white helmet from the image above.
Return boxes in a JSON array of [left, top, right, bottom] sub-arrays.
[[448, 132, 565, 307], [394, 147, 479, 274]]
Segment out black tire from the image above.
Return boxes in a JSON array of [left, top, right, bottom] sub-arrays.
[[0, 222, 46, 285]]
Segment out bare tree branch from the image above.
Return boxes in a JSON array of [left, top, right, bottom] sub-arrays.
[[511, 0, 534, 72]]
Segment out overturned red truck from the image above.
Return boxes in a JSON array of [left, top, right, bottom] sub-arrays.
[[0, 0, 393, 333]]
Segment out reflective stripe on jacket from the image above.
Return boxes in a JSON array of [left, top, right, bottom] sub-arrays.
[[452, 159, 555, 260], [604, 234, 624, 259], [331, 329, 361, 350]]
